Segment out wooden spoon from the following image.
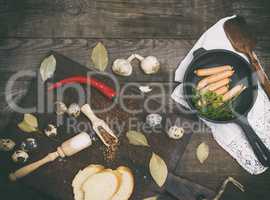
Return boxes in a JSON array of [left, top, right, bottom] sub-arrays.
[[224, 16, 270, 99]]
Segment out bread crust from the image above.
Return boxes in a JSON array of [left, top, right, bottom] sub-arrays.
[[72, 165, 134, 200], [82, 170, 120, 200], [111, 166, 134, 200], [72, 164, 104, 200]]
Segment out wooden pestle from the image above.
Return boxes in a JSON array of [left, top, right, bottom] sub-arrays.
[[9, 132, 92, 181]]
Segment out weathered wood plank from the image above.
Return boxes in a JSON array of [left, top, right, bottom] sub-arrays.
[[1, 0, 269, 39], [1, 38, 270, 82], [0, 1, 270, 199], [0, 38, 194, 82], [175, 133, 270, 200], [233, 0, 270, 36], [0, 0, 234, 38]]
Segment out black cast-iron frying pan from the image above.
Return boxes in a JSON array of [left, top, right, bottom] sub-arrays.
[[183, 48, 270, 167]]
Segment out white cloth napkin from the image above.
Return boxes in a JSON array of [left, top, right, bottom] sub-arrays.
[[171, 15, 270, 174]]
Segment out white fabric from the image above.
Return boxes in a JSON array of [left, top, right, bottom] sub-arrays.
[[171, 15, 270, 174]]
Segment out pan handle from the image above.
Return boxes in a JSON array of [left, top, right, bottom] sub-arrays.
[[193, 48, 207, 58], [236, 118, 270, 167]]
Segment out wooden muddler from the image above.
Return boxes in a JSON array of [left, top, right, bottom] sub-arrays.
[[9, 132, 92, 181]]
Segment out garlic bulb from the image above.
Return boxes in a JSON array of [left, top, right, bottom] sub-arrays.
[[135, 54, 160, 74], [112, 54, 135, 76], [112, 59, 132, 76]]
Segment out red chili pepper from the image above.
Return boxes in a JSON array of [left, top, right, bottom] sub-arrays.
[[47, 76, 116, 100]]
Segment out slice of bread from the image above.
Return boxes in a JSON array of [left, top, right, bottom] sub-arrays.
[[72, 164, 104, 200], [111, 166, 134, 200], [83, 169, 120, 200]]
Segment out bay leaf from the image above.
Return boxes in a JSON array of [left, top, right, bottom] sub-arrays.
[[196, 142, 209, 164], [40, 55, 56, 82], [91, 42, 108, 71], [149, 153, 168, 187], [126, 130, 149, 147], [18, 121, 37, 133], [24, 113, 38, 128], [143, 196, 158, 200]]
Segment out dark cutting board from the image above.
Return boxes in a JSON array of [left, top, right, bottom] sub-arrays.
[[0, 52, 194, 200]]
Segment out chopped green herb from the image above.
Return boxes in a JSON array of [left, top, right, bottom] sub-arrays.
[[192, 89, 234, 120]]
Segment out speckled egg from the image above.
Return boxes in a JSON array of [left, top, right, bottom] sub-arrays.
[[12, 150, 29, 163], [20, 138, 38, 152], [167, 126, 184, 139], [44, 124, 57, 137], [67, 103, 81, 117], [55, 101, 67, 115], [0, 138, 16, 151], [146, 113, 162, 127]]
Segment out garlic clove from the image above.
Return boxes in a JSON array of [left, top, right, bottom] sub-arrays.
[[141, 56, 160, 74], [139, 86, 152, 93], [112, 59, 133, 76]]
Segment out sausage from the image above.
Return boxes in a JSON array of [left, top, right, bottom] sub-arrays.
[[194, 65, 233, 76], [197, 70, 234, 90], [214, 85, 229, 95], [201, 78, 230, 92], [223, 84, 246, 102]]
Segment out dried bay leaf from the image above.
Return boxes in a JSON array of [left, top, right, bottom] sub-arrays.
[[143, 196, 158, 200], [24, 113, 38, 128], [126, 130, 150, 147], [18, 121, 37, 133], [91, 42, 108, 71], [18, 114, 39, 133], [149, 153, 168, 187], [196, 142, 209, 164], [40, 55, 56, 82]]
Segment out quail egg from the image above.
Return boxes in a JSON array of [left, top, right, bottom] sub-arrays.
[[44, 124, 57, 137], [0, 138, 16, 151], [12, 150, 29, 163], [20, 138, 38, 152], [67, 103, 80, 117], [55, 101, 67, 115], [146, 113, 162, 127], [167, 126, 184, 139]]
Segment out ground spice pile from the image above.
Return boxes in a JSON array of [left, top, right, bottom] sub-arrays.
[[99, 127, 119, 161]]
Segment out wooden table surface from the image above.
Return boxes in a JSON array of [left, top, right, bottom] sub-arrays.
[[1, 0, 270, 200]]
